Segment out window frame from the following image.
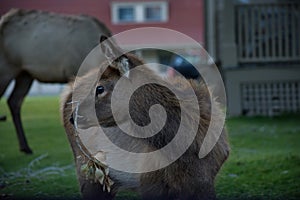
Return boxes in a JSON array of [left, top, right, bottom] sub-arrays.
[[111, 1, 168, 24]]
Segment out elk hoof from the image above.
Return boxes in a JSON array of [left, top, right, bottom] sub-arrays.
[[21, 147, 33, 154]]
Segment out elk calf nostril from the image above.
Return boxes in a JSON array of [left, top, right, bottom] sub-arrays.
[[70, 115, 74, 125]]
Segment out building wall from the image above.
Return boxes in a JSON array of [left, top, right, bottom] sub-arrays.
[[219, 0, 300, 116], [0, 0, 205, 44]]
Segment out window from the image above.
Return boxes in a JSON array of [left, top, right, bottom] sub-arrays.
[[118, 7, 135, 22], [144, 5, 162, 22], [112, 1, 168, 24]]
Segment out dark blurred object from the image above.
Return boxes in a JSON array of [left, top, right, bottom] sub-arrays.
[[0, 115, 6, 121], [168, 54, 200, 79]]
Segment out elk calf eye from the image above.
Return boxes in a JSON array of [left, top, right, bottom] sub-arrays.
[[96, 85, 105, 96]]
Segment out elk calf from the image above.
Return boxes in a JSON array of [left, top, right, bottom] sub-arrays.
[[61, 36, 229, 200]]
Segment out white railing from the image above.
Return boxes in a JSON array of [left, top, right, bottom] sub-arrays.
[[241, 81, 300, 116], [236, 3, 300, 63]]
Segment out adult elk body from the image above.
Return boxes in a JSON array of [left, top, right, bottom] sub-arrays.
[[61, 36, 230, 200], [0, 9, 111, 154]]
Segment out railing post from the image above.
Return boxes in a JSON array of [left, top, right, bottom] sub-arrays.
[[205, 0, 217, 61], [220, 0, 238, 68]]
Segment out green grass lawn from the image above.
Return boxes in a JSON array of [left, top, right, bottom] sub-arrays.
[[0, 97, 299, 199]]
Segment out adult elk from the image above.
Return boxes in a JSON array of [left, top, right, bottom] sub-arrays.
[[0, 9, 111, 154], [61, 36, 230, 200]]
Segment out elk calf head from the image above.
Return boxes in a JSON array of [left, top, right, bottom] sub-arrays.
[[70, 36, 146, 129]]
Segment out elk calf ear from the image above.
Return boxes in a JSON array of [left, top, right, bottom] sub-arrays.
[[100, 35, 130, 77], [100, 35, 119, 62]]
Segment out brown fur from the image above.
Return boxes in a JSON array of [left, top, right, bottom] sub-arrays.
[[60, 37, 230, 200]]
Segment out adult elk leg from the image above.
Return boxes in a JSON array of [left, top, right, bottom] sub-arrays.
[[7, 71, 33, 154], [0, 75, 15, 122]]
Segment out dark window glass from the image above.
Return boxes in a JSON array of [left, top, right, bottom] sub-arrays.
[[118, 7, 135, 22], [145, 6, 162, 22]]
